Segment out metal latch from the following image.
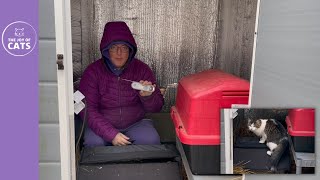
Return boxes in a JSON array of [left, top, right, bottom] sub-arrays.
[[57, 54, 64, 70]]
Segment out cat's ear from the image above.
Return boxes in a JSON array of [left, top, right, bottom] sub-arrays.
[[15, 28, 17, 31]]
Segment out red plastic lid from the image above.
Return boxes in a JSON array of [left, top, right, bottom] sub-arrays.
[[171, 106, 220, 145], [286, 116, 315, 136], [170, 70, 250, 145], [179, 69, 250, 99]]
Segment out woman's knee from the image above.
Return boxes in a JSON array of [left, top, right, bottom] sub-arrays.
[[134, 131, 161, 145], [84, 136, 105, 147], [123, 119, 161, 145], [83, 128, 106, 147]]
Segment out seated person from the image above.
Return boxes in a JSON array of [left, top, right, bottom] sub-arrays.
[[79, 21, 164, 147]]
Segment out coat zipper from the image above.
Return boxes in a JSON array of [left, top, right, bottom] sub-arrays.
[[118, 76, 122, 127]]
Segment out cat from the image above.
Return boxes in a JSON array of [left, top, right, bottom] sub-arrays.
[[248, 118, 289, 172], [15, 28, 24, 37]]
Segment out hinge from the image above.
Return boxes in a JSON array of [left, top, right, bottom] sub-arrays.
[[57, 54, 64, 70]]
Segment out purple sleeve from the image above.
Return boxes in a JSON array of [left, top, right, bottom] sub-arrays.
[[139, 65, 164, 113], [79, 66, 118, 142]]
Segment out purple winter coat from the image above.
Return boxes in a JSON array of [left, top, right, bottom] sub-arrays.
[[79, 22, 164, 142]]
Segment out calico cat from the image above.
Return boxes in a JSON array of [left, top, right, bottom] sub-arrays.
[[248, 118, 289, 172]]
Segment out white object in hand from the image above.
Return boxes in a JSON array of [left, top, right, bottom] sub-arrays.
[[131, 82, 155, 92], [121, 78, 155, 92]]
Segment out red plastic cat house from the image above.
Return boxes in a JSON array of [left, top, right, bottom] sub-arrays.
[[170, 69, 250, 174], [286, 108, 315, 153]]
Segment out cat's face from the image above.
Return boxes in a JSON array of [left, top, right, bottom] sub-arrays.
[[248, 123, 256, 131], [248, 119, 262, 131], [15, 28, 24, 37]]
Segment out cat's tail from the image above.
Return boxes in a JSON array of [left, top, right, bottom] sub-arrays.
[[268, 138, 289, 173]]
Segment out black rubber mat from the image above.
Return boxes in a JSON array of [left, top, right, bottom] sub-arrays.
[[233, 137, 291, 172], [77, 144, 182, 180], [80, 144, 179, 164], [78, 162, 181, 180], [234, 136, 266, 148]]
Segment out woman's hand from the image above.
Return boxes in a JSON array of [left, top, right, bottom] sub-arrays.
[[139, 80, 155, 97], [112, 133, 131, 146]]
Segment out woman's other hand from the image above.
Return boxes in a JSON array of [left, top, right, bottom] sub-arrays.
[[112, 133, 131, 146]]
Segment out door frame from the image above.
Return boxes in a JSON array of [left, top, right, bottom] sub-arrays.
[[248, 0, 261, 107], [54, 0, 76, 180]]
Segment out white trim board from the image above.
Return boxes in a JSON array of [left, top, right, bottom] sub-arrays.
[[54, 0, 76, 180]]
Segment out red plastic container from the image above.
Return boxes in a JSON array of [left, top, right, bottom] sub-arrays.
[[286, 108, 315, 136], [171, 69, 250, 145], [171, 69, 249, 174], [286, 109, 315, 153]]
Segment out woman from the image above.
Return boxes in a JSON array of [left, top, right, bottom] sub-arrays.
[[79, 21, 164, 146]]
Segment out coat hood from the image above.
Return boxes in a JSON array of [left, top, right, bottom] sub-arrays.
[[100, 21, 137, 75]]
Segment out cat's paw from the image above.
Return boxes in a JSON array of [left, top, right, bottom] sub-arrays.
[[259, 140, 265, 143], [270, 166, 277, 173], [267, 151, 272, 156]]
